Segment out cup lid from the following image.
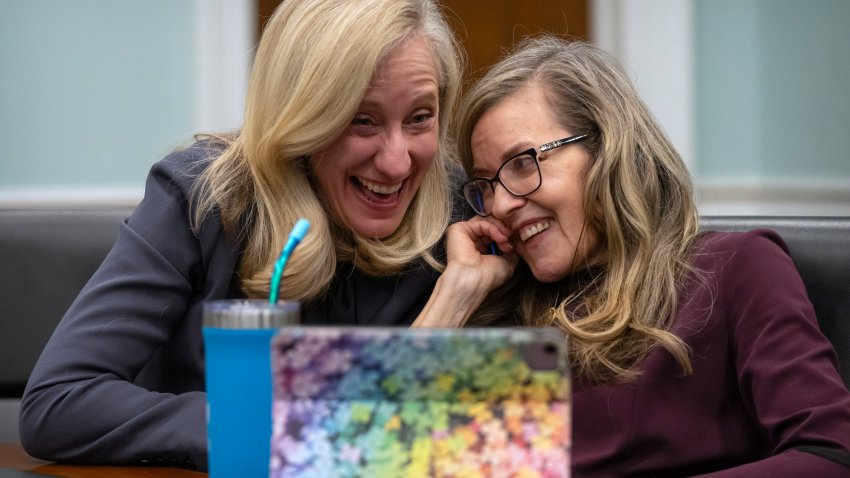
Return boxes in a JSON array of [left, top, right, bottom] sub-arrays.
[[203, 299, 300, 329]]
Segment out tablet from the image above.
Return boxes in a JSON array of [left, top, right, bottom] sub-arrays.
[[269, 326, 570, 477]]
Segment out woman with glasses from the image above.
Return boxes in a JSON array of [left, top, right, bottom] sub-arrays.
[[414, 37, 850, 476]]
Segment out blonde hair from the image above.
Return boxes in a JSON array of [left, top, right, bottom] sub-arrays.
[[192, 0, 463, 303], [459, 37, 700, 384]]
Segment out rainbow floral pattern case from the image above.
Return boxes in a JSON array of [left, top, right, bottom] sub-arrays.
[[269, 327, 570, 478]]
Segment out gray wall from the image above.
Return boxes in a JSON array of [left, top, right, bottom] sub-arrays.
[[2, 1, 849, 213], [0, 1, 195, 196], [696, 0, 850, 182]]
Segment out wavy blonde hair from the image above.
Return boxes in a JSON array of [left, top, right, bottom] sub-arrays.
[[459, 37, 700, 385], [191, 0, 463, 303]]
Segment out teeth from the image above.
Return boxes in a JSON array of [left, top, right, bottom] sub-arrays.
[[358, 177, 402, 195], [519, 220, 552, 242]]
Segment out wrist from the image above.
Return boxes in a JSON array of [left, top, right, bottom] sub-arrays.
[[412, 265, 492, 328]]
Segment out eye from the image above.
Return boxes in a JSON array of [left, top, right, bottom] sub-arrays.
[[410, 110, 433, 124], [351, 115, 374, 126], [506, 154, 537, 175]]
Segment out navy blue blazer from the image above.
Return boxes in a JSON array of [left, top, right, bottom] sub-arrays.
[[19, 142, 442, 470]]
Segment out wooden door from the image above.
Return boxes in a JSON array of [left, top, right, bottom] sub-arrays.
[[440, 0, 588, 79], [255, 0, 588, 80]]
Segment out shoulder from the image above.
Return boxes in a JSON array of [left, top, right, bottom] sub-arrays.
[[128, 137, 232, 248], [692, 229, 792, 273], [696, 229, 788, 254], [689, 229, 811, 327], [150, 137, 228, 193], [687, 229, 805, 316]]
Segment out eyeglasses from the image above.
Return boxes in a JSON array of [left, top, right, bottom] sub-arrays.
[[462, 134, 588, 216]]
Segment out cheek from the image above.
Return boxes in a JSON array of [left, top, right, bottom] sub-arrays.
[[409, 130, 440, 169], [313, 134, 375, 171], [337, 136, 379, 165], [554, 165, 590, 215], [312, 139, 370, 184], [311, 156, 347, 203]]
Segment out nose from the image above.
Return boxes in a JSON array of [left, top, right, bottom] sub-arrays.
[[373, 126, 411, 181], [490, 182, 526, 220]]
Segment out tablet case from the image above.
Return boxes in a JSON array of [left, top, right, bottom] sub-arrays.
[[269, 327, 570, 477]]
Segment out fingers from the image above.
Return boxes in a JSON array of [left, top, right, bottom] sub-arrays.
[[463, 217, 514, 254], [446, 219, 518, 268], [443, 219, 520, 294]]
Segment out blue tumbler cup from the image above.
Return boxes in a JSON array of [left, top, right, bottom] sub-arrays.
[[203, 299, 300, 477]]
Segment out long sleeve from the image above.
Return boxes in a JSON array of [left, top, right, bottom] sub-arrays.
[[17, 141, 445, 471], [572, 230, 850, 477], [690, 230, 850, 477], [19, 143, 239, 471]]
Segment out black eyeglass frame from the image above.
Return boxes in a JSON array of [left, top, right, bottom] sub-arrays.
[[462, 133, 589, 217]]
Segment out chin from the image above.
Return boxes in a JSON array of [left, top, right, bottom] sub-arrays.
[[529, 262, 571, 283], [350, 219, 404, 240]]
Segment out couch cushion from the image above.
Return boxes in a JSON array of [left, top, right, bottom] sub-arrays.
[[0, 207, 133, 396]]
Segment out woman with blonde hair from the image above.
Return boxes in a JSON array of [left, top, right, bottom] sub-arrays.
[[415, 37, 850, 476], [21, 0, 462, 470]]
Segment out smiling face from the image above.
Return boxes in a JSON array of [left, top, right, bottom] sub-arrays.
[[310, 33, 440, 239], [470, 83, 603, 282]]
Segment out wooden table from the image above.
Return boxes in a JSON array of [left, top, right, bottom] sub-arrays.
[[0, 442, 207, 477]]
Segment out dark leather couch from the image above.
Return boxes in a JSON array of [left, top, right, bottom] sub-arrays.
[[0, 211, 847, 400], [0, 207, 134, 398]]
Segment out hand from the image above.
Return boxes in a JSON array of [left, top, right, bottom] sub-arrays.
[[444, 217, 518, 293], [412, 218, 519, 328]]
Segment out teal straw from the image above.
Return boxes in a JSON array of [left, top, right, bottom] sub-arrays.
[[269, 218, 311, 304]]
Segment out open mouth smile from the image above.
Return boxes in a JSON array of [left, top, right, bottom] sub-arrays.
[[519, 219, 552, 242], [351, 176, 403, 204]]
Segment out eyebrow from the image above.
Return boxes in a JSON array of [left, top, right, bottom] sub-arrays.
[[360, 88, 439, 110]]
